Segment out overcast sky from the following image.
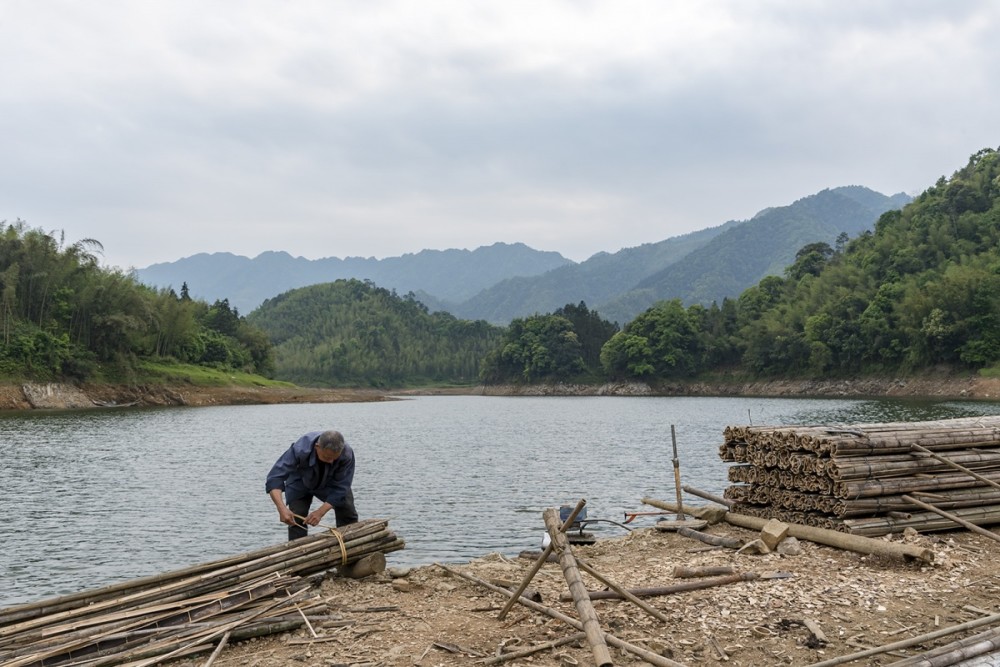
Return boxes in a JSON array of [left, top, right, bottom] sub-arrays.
[[2, 2, 998, 269]]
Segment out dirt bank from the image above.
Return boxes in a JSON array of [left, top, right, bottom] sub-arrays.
[[0, 382, 390, 411], [198, 521, 998, 667], [4, 372, 1000, 412]]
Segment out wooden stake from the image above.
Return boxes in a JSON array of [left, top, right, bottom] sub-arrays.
[[671, 425, 685, 520], [543, 508, 612, 667], [497, 499, 585, 621]]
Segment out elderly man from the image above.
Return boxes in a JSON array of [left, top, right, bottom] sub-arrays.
[[265, 430, 358, 540]]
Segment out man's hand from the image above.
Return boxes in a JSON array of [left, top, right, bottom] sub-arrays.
[[306, 503, 332, 526], [269, 489, 297, 526], [276, 505, 297, 526]]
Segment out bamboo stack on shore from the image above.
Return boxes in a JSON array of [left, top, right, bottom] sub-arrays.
[[719, 415, 1000, 535], [0, 518, 403, 667]]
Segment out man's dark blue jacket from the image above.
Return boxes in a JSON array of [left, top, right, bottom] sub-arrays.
[[265, 431, 355, 506]]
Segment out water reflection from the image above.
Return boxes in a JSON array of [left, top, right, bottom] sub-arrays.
[[1, 395, 999, 605]]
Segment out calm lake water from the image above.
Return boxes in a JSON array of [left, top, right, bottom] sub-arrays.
[[3, 394, 1000, 606]]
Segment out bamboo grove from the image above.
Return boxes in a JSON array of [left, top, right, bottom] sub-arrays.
[[0, 221, 273, 380]]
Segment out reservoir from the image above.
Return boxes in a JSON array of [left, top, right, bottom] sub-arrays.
[[2, 394, 999, 606]]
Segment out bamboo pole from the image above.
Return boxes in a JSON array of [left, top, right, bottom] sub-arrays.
[[673, 566, 737, 579], [0, 520, 403, 667], [559, 572, 761, 601], [497, 498, 585, 621], [900, 495, 1000, 543], [201, 630, 230, 667], [888, 624, 1000, 666], [542, 508, 612, 667], [0, 526, 392, 639], [0, 519, 390, 627], [480, 633, 587, 665], [575, 558, 669, 623], [911, 443, 1000, 492], [436, 564, 687, 667], [682, 485, 733, 507], [804, 609, 1000, 667]]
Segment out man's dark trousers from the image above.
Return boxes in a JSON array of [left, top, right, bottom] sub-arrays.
[[287, 489, 358, 540]]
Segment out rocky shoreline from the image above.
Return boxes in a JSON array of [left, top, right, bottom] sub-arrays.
[[3, 373, 999, 411], [0, 381, 390, 411], [478, 373, 1000, 400]]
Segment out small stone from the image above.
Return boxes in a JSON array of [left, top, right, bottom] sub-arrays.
[[392, 579, 416, 593], [387, 566, 411, 578], [760, 519, 790, 551], [776, 536, 802, 555], [736, 539, 771, 555]]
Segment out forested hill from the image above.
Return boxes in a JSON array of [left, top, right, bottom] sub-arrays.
[[137, 242, 572, 315], [245, 279, 502, 386], [450, 186, 910, 325], [599, 147, 1000, 381], [597, 186, 912, 324], [0, 222, 273, 381], [444, 222, 737, 324]]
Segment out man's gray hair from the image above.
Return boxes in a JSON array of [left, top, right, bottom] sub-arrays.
[[316, 430, 345, 454]]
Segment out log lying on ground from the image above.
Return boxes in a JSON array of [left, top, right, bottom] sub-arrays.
[[558, 572, 764, 601], [642, 497, 933, 563], [0, 519, 403, 667]]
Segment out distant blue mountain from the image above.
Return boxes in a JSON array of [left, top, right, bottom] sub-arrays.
[[137, 185, 911, 325], [136, 242, 573, 314]]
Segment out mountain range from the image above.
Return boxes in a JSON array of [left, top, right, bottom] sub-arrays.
[[136, 185, 911, 325]]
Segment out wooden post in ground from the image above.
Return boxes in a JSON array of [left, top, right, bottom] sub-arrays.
[[543, 508, 612, 667], [671, 425, 685, 520]]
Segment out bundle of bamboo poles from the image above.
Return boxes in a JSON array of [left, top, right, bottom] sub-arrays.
[[719, 415, 1000, 536], [0, 518, 403, 667]]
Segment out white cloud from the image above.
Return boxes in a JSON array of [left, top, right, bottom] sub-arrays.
[[1, 1, 998, 267]]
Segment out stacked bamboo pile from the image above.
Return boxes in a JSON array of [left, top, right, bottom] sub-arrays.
[[719, 415, 1000, 536], [0, 518, 403, 667]]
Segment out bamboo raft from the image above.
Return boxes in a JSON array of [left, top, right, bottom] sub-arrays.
[[0, 518, 403, 667], [719, 415, 1000, 536]]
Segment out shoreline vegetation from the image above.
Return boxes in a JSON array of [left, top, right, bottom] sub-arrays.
[[4, 371, 1000, 411]]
